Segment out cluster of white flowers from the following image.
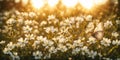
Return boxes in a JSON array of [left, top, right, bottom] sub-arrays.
[[0, 9, 120, 60], [87, 36, 96, 44], [104, 20, 113, 28], [112, 39, 120, 45], [112, 32, 119, 38], [101, 38, 111, 47], [33, 51, 43, 59]]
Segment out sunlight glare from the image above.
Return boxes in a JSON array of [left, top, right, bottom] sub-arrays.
[[31, 0, 44, 9], [79, 0, 94, 9], [48, 0, 59, 7], [62, 0, 78, 7]]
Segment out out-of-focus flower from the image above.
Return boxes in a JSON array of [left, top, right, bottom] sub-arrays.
[[112, 39, 120, 45], [23, 25, 33, 33], [32, 40, 40, 48], [24, 20, 33, 25], [40, 21, 47, 26], [25, 34, 35, 40], [103, 57, 113, 60], [72, 48, 81, 55], [101, 38, 111, 47], [85, 15, 92, 21], [112, 32, 119, 38], [48, 15, 56, 20], [88, 50, 97, 59], [47, 15, 58, 24], [33, 29, 39, 34], [33, 51, 43, 59], [0, 40, 6, 44], [17, 19, 24, 25], [116, 20, 120, 24], [43, 53, 51, 59], [81, 46, 89, 55], [85, 22, 94, 33], [7, 42, 15, 50], [29, 12, 36, 18], [44, 26, 58, 33], [104, 21, 113, 28], [76, 16, 84, 22], [94, 22, 103, 32], [13, 52, 20, 60], [73, 39, 83, 47], [57, 44, 68, 52], [17, 38, 28, 47], [87, 36, 96, 44], [6, 18, 16, 25], [48, 46, 57, 53], [3, 48, 10, 54]]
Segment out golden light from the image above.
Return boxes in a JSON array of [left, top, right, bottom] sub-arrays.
[[79, 0, 94, 9], [94, 0, 108, 5], [48, 0, 59, 7], [62, 0, 78, 7], [31, 0, 44, 9]]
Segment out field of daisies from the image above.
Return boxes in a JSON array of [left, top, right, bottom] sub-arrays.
[[0, 0, 120, 60]]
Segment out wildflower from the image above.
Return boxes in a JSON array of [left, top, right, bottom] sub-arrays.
[[17, 19, 24, 25], [0, 40, 6, 44], [85, 15, 92, 21], [72, 48, 81, 55], [17, 38, 28, 47], [112, 32, 119, 38], [112, 39, 120, 45], [101, 38, 111, 47], [73, 39, 83, 47], [3, 48, 10, 54], [43, 53, 51, 59], [25, 34, 35, 40], [116, 20, 120, 24], [104, 21, 113, 28], [6, 18, 16, 25], [76, 16, 84, 23], [13, 52, 20, 60], [85, 22, 94, 33], [29, 12, 36, 17], [32, 40, 40, 48], [33, 51, 43, 59], [44, 26, 58, 33], [7, 42, 15, 50], [48, 15, 56, 20], [24, 20, 32, 25], [87, 36, 96, 44], [48, 46, 57, 53], [81, 46, 89, 55], [22, 25, 32, 33], [94, 22, 103, 32], [88, 50, 97, 59], [57, 44, 68, 52], [40, 21, 47, 26]]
